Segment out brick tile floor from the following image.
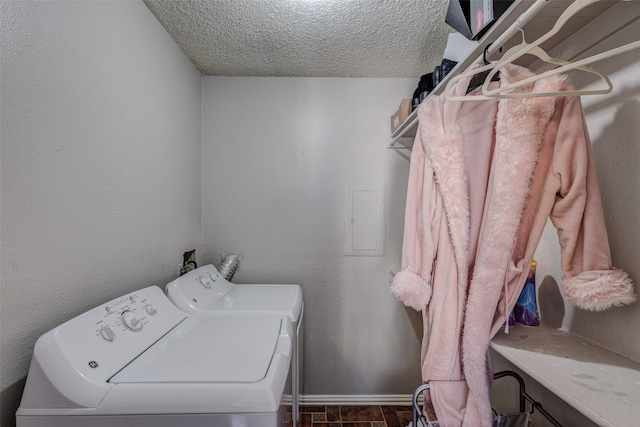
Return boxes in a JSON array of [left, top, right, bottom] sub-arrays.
[[288, 405, 413, 427]]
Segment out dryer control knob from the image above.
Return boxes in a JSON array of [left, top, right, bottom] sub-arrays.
[[144, 303, 157, 316], [121, 310, 143, 332], [100, 326, 116, 342], [198, 276, 212, 289]]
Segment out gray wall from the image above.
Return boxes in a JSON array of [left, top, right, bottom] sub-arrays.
[[0, 2, 202, 425], [200, 76, 423, 396]]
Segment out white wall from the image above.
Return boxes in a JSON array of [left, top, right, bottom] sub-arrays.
[[0, 2, 202, 425], [201, 77, 423, 395]]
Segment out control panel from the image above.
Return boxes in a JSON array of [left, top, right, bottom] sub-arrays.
[[94, 292, 163, 342], [165, 264, 235, 315]]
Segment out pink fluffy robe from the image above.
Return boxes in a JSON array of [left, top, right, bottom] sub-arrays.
[[391, 64, 635, 426]]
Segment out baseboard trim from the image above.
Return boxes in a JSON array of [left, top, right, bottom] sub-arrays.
[[299, 394, 415, 406]]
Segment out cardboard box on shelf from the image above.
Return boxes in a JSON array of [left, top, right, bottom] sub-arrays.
[[390, 99, 412, 134]]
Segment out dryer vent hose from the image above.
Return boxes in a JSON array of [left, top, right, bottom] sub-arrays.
[[219, 254, 239, 281]]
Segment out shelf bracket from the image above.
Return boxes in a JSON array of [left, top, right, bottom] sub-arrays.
[[386, 136, 414, 150]]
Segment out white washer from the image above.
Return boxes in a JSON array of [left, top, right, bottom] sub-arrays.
[[16, 286, 293, 427], [165, 265, 303, 426]]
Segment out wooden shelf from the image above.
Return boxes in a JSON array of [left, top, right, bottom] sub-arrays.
[[492, 324, 640, 427]]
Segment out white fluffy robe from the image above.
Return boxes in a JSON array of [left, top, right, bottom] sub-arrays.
[[392, 65, 635, 426]]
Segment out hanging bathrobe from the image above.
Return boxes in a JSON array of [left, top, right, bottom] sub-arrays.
[[391, 64, 635, 426]]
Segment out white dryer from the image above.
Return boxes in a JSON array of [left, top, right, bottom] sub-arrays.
[[165, 265, 303, 426], [16, 286, 293, 427]]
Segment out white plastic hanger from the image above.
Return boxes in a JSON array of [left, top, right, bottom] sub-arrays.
[[443, 34, 610, 101], [442, 30, 590, 101], [479, 19, 612, 98], [445, 0, 639, 101], [482, 40, 639, 99], [481, 0, 627, 98]]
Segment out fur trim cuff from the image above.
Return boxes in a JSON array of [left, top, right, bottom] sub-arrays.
[[391, 270, 432, 311], [561, 268, 636, 311]]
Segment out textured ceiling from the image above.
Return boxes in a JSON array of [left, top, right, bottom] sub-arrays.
[[143, 0, 452, 77]]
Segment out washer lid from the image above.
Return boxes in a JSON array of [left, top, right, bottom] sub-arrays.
[[110, 315, 284, 384]]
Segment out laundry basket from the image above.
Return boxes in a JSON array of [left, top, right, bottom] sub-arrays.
[[409, 371, 562, 427]]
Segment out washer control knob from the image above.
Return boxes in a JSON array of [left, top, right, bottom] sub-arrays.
[[121, 310, 143, 332], [144, 303, 157, 316], [207, 272, 218, 282], [198, 276, 211, 288], [100, 326, 116, 342]]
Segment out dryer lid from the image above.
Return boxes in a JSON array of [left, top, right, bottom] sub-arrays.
[[211, 284, 303, 322], [110, 315, 285, 384]]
